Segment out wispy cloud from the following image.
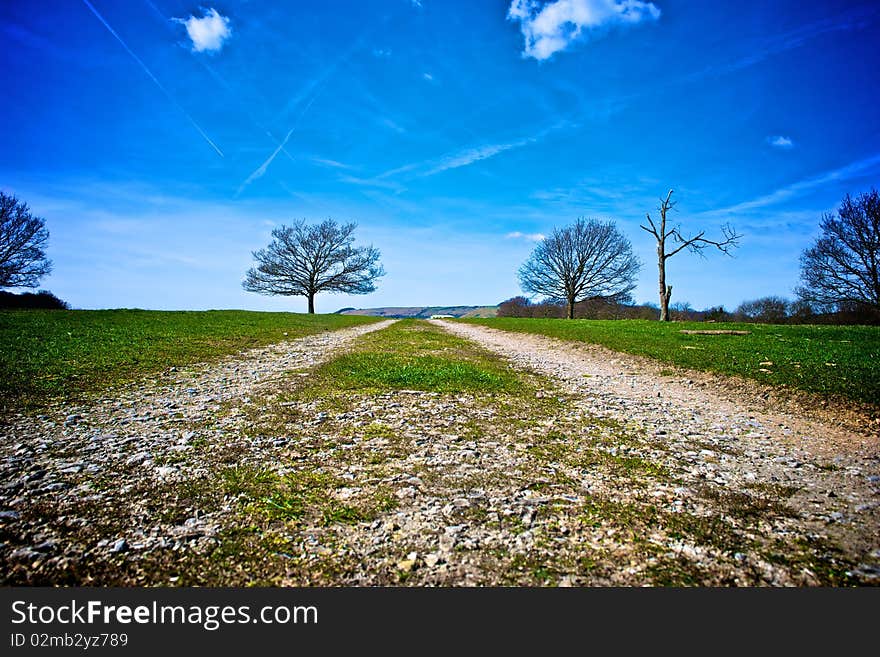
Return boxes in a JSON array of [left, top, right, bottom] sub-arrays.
[[506, 231, 546, 241], [311, 157, 354, 170], [381, 117, 406, 134], [80, 0, 224, 157], [424, 139, 536, 176], [236, 129, 295, 196], [507, 0, 661, 61], [422, 72, 434, 82], [380, 140, 532, 179], [709, 152, 880, 215], [681, 10, 877, 86], [379, 121, 569, 180], [372, 48, 392, 58], [768, 135, 794, 149], [338, 175, 405, 193], [173, 8, 232, 53]]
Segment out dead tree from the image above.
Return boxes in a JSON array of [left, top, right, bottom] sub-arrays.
[[641, 190, 740, 321]]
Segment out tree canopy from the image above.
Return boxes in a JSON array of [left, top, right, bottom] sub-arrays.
[[518, 218, 640, 319], [797, 188, 880, 314], [0, 192, 52, 288], [243, 219, 384, 313]]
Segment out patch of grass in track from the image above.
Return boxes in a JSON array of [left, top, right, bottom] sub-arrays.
[[309, 319, 525, 395]]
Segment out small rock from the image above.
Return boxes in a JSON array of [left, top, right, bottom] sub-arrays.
[[438, 534, 456, 553], [126, 452, 151, 466], [111, 539, 127, 553], [10, 547, 41, 562], [397, 559, 416, 573], [395, 487, 417, 500]]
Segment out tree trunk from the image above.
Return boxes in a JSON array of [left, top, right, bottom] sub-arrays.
[[307, 293, 315, 314], [658, 254, 672, 322], [567, 298, 575, 320], [659, 285, 672, 321]]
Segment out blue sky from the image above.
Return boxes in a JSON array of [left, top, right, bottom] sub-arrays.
[[1, 0, 879, 312]]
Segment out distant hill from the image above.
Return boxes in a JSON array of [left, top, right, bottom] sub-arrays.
[[336, 305, 498, 319]]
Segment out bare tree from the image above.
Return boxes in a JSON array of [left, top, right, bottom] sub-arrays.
[[796, 188, 880, 313], [243, 219, 384, 313], [641, 190, 740, 321], [518, 218, 640, 320], [0, 192, 52, 288], [735, 296, 790, 323]]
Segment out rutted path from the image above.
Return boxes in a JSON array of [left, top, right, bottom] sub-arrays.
[[0, 320, 393, 583], [1, 316, 878, 586], [437, 320, 880, 581]]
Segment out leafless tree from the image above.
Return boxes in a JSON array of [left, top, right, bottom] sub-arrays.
[[0, 192, 52, 288], [735, 296, 790, 323], [796, 188, 880, 313], [518, 218, 640, 320], [243, 219, 384, 313], [641, 190, 740, 321]]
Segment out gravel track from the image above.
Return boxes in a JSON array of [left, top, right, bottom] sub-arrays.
[[436, 320, 880, 580], [0, 320, 393, 583], [1, 317, 878, 586]]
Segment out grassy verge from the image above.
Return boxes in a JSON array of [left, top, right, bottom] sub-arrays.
[[461, 318, 880, 407], [0, 309, 378, 410]]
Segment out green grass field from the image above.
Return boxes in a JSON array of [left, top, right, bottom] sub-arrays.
[[461, 318, 880, 407], [0, 309, 378, 409]]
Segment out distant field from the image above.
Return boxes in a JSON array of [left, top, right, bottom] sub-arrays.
[[0, 310, 378, 409], [462, 318, 880, 407]]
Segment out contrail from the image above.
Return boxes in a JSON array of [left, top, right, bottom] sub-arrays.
[[143, 0, 297, 166], [81, 0, 224, 157], [236, 129, 295, 196]]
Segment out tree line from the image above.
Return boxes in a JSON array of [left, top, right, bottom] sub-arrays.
[[498, 294, 877, 325], [1, 186, 878, 323], [512, 188, 879, 324]]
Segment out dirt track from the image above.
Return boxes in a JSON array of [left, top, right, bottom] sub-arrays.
[[1, 319, 878, 586]]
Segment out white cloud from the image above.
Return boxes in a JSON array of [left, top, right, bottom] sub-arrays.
[[506, 231, 546, 241], [768, 135, 794, 149], [507, 0, 660, 61], [372, 48, 392, 58], [174, 8, 232, 53], [411, 0, 423, 7], [422, 72, 434, 81]]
